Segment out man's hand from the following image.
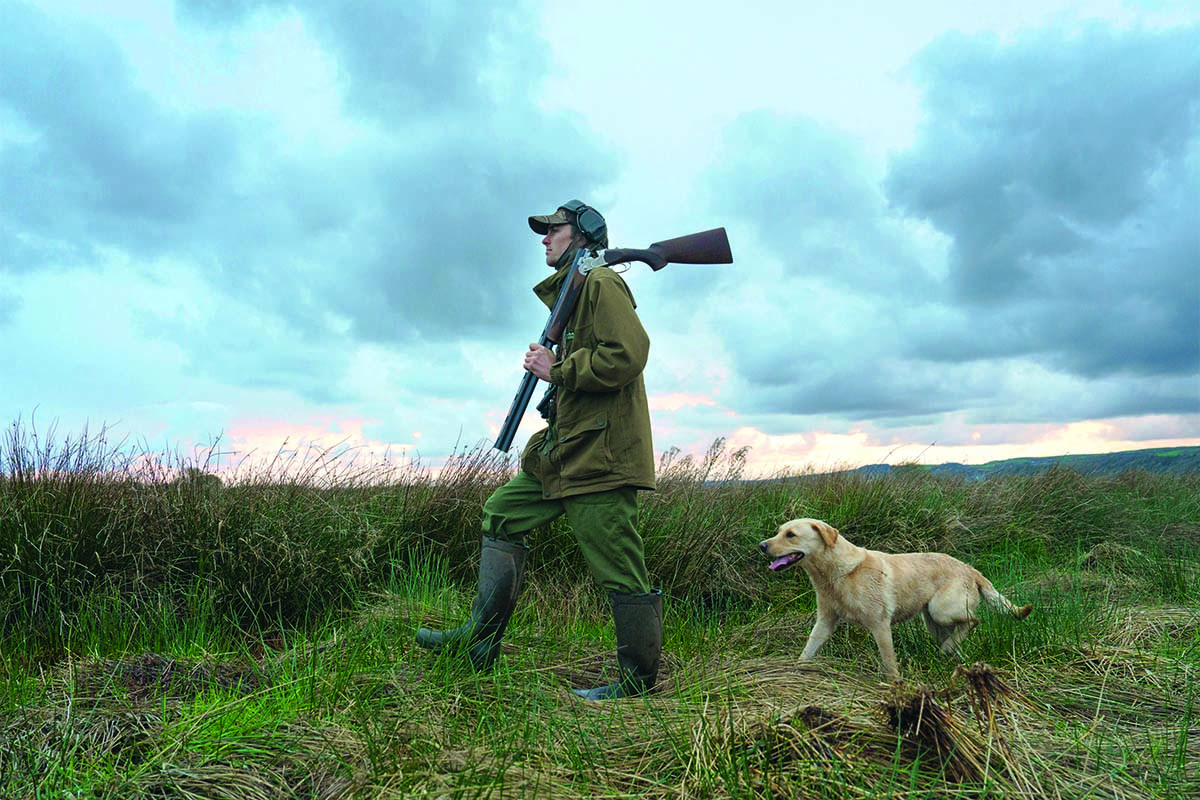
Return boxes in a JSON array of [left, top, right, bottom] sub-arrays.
[[523, 343, 554, 381]]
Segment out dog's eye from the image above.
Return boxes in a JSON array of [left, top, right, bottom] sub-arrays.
[[785, 531, 796, 539]]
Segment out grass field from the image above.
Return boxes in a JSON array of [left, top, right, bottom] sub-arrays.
[[1, 424, 1197, 798]]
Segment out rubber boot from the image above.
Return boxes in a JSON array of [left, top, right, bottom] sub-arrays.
[[573, 590, 663, 700], [415, 537, 528, 670]]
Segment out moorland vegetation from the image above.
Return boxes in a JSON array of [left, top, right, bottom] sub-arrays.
[[1, 419, 1197, 798]]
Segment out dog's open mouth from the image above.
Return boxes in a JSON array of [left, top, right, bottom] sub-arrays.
[[768, 553, 804, 571]]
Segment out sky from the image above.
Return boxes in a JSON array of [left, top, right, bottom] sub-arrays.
[[2, 0, 1198, 479]]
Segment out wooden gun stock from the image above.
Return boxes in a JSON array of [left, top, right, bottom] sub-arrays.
[[493, 226, 733, 453], [601, 227, 733, 271]]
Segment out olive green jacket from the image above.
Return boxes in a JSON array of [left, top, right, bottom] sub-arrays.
[[520, 256, 657, 498]]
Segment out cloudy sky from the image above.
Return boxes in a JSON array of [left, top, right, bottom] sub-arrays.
[[2, 0, 1198, 478]]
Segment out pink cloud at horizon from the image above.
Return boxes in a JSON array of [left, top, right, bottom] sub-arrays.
[[189, 416, 426, 482], [152, 409, 1200, 485], [722, 415, 1200, 477]]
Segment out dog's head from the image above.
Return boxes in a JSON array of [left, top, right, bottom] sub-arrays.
[[758, 518, 840, 572]]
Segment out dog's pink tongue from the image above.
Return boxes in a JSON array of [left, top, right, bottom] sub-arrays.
[[769, 556, 791, 571]]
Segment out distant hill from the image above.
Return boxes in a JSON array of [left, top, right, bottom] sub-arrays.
[[848, 446, 1200, 481]]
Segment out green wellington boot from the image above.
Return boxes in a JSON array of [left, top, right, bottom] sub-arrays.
[[573, 590, 663, 700], [415, 537, 528, 670]]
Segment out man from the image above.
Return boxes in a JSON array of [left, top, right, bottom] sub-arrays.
[[416, 199, 661, 701]]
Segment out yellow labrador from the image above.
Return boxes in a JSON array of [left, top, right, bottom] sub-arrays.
[[759, 518, 1032, 680]]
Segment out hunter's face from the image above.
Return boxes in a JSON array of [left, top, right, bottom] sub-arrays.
[[543, 222, 576, 267]]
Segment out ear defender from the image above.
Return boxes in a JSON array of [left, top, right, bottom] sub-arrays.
[[561, 199, 607, 244]]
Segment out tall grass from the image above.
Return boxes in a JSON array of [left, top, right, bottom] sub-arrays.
[[1, 419, 1198, 798]]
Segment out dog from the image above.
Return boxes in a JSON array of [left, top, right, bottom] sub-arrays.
[[759, 518, 1032, 680]]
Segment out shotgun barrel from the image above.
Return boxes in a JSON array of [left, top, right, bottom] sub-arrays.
[[494, 370, 540, 454]]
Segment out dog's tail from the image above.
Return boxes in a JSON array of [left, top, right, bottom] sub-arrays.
[[974, 571, 1033, 620]]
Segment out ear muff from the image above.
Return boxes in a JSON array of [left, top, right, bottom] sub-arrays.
[[560, 199, 607, 244]]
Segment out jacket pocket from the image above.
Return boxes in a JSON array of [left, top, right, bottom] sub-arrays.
[[555, 413, 612, 481], [520, 428, 547, 479]]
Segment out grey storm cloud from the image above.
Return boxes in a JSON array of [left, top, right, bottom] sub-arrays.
[[339, 132, 610, 345], [705, 112, 935, 298], [0, 3, 243, 270], [179, 0, 547, 122], [702, 22, 1199, 427], [0, 0, 613, 350], [752, 363, 978, 422], [887, 24, 1200, 381]]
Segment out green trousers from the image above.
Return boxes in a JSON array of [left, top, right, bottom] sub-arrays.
[[481, 471, 650, 595]]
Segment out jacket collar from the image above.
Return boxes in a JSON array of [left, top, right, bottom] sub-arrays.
[[532, 245, 582, 310]]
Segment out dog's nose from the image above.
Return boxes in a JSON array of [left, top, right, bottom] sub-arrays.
[[758, 541, 768, 553]]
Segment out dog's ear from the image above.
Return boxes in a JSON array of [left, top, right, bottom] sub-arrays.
[[814, 521, 839, 548]]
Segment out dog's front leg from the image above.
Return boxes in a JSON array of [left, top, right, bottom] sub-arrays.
[[800, 611, 836, 661], [868, 623, 901, 680]]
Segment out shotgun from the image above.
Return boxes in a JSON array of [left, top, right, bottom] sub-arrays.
[[494, 227, 733, 453]]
